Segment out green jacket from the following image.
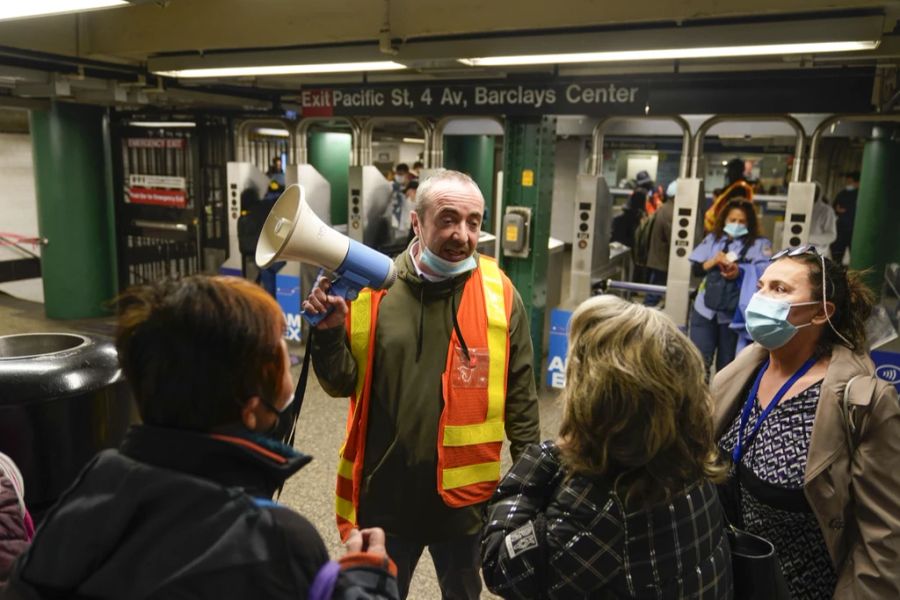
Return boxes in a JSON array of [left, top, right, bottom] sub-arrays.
[[311, 247, 540, 543]]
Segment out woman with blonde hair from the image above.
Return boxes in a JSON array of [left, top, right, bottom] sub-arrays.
[[481, 295, 732, 599]]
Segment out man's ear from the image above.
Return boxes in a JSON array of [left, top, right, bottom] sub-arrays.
[[241, 396, 261, 431], [410, 211, 420, 238]]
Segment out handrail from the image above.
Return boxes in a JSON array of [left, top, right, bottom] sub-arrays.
[[590, 116, 692, 178], [358, 117, 432, 167], [234, 118, 294, 164], [806, 114, 900, 181], [294, 117, 361, 166], [690, 114, 806, 182], [430, 116, 505, 169]]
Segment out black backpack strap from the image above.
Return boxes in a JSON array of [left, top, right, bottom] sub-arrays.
[[274, 331, 314, 500]]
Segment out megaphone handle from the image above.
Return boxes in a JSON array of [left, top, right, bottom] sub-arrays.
[[328, 275, 359, 302], [300, 274, 359, 326]]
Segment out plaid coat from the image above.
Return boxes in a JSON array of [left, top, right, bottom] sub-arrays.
[[481, 441, 732, 599]]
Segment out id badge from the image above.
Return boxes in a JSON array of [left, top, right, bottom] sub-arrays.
[[450, 346, 489, 389]]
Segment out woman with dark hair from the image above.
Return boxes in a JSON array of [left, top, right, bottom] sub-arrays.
[[689, 199, 772, 374], [481, 295, 732, 599], [4, 276, 399, 600], [713, 248, 900, 598]]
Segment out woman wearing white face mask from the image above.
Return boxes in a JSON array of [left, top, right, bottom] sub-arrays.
[[712, 247, 900, 599], [689, 199, 772, 375]]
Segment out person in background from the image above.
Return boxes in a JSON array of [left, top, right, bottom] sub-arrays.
[[690, 199, 772, 375], [411, 161, 424, 178], [266, 156, 286, 189], [809, 182, 837, 257], [2, 276, 399, 600], [713, 247, 900, 599], [643, 180, 677, 306], [235, 183, 284, 297], [704, 157, 755, 232], [0, 453, 33, 585], [635, 170, 660, 214], [830, 171, 860, 265], [304, 170, 540, 600], [481, 295, 731, 599], [611, 186, 646, 249], [389, 164, 412, 238]]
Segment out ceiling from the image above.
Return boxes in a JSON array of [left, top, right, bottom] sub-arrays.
[[0, 0, 897, 111]]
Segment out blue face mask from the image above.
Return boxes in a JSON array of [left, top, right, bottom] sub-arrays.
[[745, 293, 818, 349], [419, 246, 477, 278], [724, 222, 749, 238]]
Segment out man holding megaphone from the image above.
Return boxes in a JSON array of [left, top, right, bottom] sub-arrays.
[[303, 170, 540, 600]]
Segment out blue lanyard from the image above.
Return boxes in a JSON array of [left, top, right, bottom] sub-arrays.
[[732, 357, 818, 463]]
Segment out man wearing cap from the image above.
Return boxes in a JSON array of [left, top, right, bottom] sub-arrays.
[[830, 171, 860, 264], [304, 169, 540, 600], [634, 170, 660, 214], [644, 180, 678, 306]]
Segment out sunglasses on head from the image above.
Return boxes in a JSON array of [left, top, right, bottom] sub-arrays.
[[769, 244, 854, 349], [771, 244, 820, 261]]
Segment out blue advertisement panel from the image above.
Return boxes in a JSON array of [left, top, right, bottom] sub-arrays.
[[276, 274, 302, 342], [872, 350, 900, 394], [546, 309, 572, 389]]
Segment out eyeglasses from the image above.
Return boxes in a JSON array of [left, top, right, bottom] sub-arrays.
[[770, 244, 854, 349], [771, 244, 819, 261]]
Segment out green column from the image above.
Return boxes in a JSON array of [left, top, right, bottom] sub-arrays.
[[443, 135, 495, 230], [308, 131, 351, 225], [30, 103, 117, 319], [850, 127, 900, 296], [500, 117, 556, 372]]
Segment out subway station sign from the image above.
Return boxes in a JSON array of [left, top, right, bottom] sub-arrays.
[[298, 69, 874, 117], [301, 82, 648, 116]]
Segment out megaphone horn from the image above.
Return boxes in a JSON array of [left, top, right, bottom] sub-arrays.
[[256, 184, 397, 325]]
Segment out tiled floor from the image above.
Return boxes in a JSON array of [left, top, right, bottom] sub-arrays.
[[0, 291, 563, 599]]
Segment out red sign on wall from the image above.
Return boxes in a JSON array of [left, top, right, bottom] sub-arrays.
[[127, 187, 187, 207], [299, 89, 334, 117]]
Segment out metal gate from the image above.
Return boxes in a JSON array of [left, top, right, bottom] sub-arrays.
[[112, 116, 229, 287]]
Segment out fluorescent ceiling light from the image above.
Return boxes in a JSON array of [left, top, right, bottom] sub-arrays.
[[459, 41, 879, 66], [255, 128, 291, 137], [0, 0, 127, 21], [130, 121, 197, 128], [402, 137, 425, 144], [155, 61, 405, 78]]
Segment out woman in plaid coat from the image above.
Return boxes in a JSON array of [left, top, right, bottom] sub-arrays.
[[481, 295, 732, 599]]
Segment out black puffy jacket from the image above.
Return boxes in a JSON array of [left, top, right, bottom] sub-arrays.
[[2, 425, 397, 600]]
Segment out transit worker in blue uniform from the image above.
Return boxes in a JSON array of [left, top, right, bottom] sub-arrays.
[[689, 199, 772, 374]]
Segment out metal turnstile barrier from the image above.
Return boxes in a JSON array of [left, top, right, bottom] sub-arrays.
[[663, 177, 705, 327]]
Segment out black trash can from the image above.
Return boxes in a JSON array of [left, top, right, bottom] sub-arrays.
[[0, 333, 134, 518]]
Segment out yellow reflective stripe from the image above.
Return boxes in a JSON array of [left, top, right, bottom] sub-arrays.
[[349, 291, 372, 399], [442, 461, 501, 490], [479, 258, 508, 422], [443, 421, 505, 447], [337, 457, 354, 480], [335, 495, 356, 523]]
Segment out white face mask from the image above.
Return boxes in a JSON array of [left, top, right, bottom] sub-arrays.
[[419, 246, 476, 278]]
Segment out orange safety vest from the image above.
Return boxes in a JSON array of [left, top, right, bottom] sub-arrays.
[[334, 256, 514, 540], [703, 180, 755, 232]]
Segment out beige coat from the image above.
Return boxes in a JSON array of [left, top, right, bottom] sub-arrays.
[[712, 344, 900, 599]]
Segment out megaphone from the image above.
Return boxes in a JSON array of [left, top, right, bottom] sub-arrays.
[[256, 184, 397, 325]]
